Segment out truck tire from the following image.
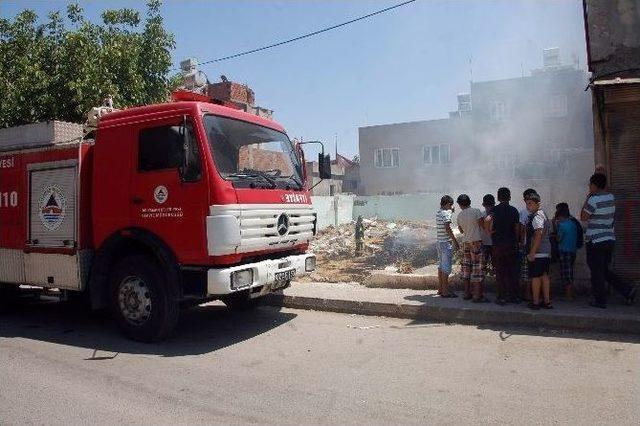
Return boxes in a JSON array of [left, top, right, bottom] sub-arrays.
[[109, 256, 179, 342], [222, 290, 260, 310]]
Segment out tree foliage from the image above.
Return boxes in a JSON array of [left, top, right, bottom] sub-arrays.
[[0, 0, 176, 128]]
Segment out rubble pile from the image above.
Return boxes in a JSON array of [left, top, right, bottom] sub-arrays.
[[305, 218, 439, 283]]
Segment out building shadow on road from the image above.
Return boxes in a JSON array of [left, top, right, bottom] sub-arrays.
[[0, 297, 297, 357]]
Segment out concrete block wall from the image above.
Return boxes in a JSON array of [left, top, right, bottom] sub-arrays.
[[311, 195, 355, 230]]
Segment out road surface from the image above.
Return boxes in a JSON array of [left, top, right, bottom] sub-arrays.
[[1, 299, 638, 425]]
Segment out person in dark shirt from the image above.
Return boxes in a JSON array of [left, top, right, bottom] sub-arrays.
[[489, 187, 521, 304]]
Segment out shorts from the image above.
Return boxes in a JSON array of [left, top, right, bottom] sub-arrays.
[[461, 242, 484, 283], [527, 257, 550, 278], [558, 251, 576, 286], [437, 241, 453, 275]]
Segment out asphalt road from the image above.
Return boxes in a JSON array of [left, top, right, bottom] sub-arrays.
[[1, 299, 639, 425]]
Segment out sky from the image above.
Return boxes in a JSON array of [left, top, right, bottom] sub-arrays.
[[1, 0, 588, 158]]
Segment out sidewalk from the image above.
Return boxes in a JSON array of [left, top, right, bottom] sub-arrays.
[[263, 281, 640, 335]]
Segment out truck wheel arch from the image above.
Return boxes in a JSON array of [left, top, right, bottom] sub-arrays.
[[88, 229, 181, 310]]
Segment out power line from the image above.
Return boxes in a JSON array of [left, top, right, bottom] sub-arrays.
[[179, 0, 417, 69]]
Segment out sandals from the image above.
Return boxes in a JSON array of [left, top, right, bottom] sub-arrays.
[[528, 302, 540, 310], [463, 294, 473, 301], [495, 298, 507, 306], [541, 302, 553, 309], [472, 297, 490, 303]]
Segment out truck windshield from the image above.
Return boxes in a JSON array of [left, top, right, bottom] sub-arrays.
[[203, 114, 303, 190]]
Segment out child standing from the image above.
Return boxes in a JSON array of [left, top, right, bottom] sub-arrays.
[[481, 194, 495, 276], [525, 193, 552, 309], [555, 205, 579, 300], [519, 188, 538, 301], [456, 194, 487, 302], [436, 195, 460, 297]]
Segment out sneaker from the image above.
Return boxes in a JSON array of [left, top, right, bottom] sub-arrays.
[[495, 298, 507, 306]]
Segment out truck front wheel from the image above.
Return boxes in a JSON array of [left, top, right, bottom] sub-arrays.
[[109, 256, 179, 342]]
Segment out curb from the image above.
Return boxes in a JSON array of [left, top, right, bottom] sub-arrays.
[[263, 294, 640, 335]]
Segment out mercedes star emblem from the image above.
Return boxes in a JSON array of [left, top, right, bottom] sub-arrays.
[[277, 213, 290, 236]]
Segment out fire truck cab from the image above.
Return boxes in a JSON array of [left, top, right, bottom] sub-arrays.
[[0, 98, 325, 341]]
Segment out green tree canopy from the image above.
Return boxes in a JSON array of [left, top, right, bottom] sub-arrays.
[[0, 0, 176, 128]]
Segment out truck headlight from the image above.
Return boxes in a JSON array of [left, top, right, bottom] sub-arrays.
[[231, 269, 253, 289], [305, 256, 316, 272]]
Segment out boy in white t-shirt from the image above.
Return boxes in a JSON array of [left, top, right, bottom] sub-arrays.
[[456, 194, 487, 302], [519, 188, 537, 300]]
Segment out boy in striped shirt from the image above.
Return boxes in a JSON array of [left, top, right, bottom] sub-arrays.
[[581, 173, 637, 308], [436, 195, 460, 297]]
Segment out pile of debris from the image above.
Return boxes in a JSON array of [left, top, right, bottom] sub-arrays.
[[304, 218, 440, 283]]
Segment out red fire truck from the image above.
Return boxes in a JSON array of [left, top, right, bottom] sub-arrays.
[[0, 93, 329, 341]]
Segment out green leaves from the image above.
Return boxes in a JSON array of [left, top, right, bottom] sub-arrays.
[[0, 1, 175, 128]]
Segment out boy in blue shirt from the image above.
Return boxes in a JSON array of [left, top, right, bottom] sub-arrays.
[[555, 205, 580, 300]]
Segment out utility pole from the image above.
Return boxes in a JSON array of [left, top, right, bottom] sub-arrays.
[[334, 133, 338, 160]]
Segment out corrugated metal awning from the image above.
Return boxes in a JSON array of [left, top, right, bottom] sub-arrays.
[[591, 77, 640, 86]]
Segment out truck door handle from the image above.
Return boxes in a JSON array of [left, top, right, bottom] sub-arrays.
[[132, 197, 144, 205]]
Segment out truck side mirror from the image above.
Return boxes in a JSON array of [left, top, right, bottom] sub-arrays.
[[296, 142, 308, 187], [319, 153, 332, 180], [179, 116, 202, 182]]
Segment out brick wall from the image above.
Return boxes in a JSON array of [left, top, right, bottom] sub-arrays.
[[208, 82, 255, 105], [238, 145, 292, 174]]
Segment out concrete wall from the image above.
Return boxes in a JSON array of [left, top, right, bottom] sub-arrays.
[[312, 195, 354, 230], [353, 194, 442, 221], [358, 118, 471, 196], [584, 0, 640, 78]]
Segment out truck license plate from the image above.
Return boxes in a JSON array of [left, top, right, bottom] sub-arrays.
[[274, 268, 296, 283]]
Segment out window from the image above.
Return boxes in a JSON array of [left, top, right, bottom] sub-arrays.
[[374, 148, 399, 168], [203, 114, 303, 189], [544, 95, 567, 118], [440, 144, 450, 164], [490, 100, 509, 122], [139, 125, 184, 171], [423, 144, 450, 165]]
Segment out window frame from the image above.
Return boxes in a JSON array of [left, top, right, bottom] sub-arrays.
[[423, 143, 451, 165], [137, 122, 185, 173], [374, 147, 399, 168], [490, 100, 509, 123], [136, 117, 202, 182], [544, 94, 568, 118]]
